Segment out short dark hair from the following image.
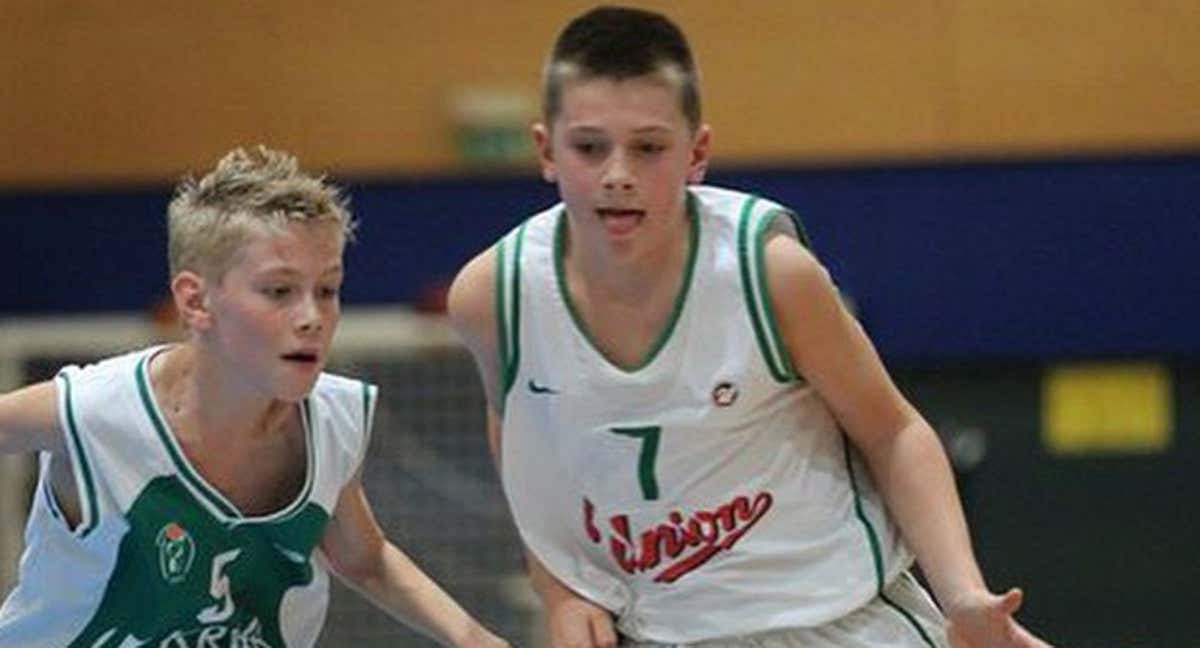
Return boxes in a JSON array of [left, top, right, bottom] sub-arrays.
[[543, 6, 701, 130]]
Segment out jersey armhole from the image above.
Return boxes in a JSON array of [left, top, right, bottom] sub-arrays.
[[36, 453, 66, 523], [54, 368, 100, 537], [494, 220, 529, 409], [737, 197, 813, 384], [357, 381, 378, 471]]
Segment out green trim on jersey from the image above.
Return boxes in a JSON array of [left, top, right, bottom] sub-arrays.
[[752, 209, 800, 379], [360, 380, 378, 467], [780, 209, 815, 251], [737, 197, 799, 383], [134, 356, 316, 523], [361, 381, 375, 433], [41, 479, 62, 521], [495, 235, 508, 395], [496, 221, 529, 404], [57, 370, 99, 537], [553, 194, 701, 373], [842, 431, 886, 593], [881, 589, 939, 648]]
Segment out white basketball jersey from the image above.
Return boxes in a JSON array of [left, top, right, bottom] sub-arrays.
[[0, 347, 376, 648], [498, 185, 913, 643]]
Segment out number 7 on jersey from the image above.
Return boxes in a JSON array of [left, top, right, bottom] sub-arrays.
[[610, 426, 661, 500]]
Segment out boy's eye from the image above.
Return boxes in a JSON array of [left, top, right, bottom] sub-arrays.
[[318, 286, 341, 300], [572, 141, 607, 156], [263, 286, 293, 299], [636, 142, 666, 154]]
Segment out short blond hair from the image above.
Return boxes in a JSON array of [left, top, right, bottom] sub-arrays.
[[167, 146, 355, 280]]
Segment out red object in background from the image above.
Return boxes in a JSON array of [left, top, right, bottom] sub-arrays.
[[415, 278, 451, 313]]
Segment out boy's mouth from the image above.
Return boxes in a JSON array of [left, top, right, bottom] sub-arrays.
[[597, 208, 645, 236], [281, 351, 319, 364]]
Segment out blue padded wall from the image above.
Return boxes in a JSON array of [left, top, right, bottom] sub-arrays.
[[3, 154, 1197, 363]]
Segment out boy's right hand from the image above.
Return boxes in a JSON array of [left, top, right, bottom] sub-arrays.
[[946, 588, 1054, 648], [545, 594, 617, 648]]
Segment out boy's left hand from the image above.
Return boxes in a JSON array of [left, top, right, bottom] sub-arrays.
[[946, 588, 1054, 648]]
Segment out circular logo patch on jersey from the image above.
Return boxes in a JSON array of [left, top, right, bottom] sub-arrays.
[[712, 381, 739, 407], [156, 521, 196, 584]]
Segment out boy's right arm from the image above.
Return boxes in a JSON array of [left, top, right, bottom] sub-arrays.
[[447, 248, 618, 648], [0, 381, 65, 456], [525, 549, 618, 648]]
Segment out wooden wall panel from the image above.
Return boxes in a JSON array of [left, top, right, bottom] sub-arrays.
[[944, 1, 1200, 154], [1, 1, 1196, 186], [687, 2, 950, 163]]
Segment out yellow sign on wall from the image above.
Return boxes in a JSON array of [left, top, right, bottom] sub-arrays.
[[1042, 363, 1172, 455]]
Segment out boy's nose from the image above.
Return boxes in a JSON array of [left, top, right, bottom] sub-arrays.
[[602, 153, 635, 191], [604, 178, 634, 191], [295, 298, 324, 334]]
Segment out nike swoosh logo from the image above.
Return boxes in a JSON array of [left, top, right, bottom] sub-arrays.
[[527, 379, 559, 395]]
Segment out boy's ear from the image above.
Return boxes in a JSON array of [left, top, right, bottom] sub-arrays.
[[532, 122, 557, 183], [687, 124, 712, 184], [171, 271, 213, 331]]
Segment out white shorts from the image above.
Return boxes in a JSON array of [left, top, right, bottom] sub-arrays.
[[621, 572, 947, 648]]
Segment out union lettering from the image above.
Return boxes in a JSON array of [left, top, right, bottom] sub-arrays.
[[582, 491, 773, 583]]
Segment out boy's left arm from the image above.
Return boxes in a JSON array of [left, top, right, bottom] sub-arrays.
[[763, 235, 1052, 648], [320, 472, 511, 648]]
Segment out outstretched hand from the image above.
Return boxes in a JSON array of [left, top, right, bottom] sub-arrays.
[[545, 594, 618, 648], [946, 588, 1054, 648]]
